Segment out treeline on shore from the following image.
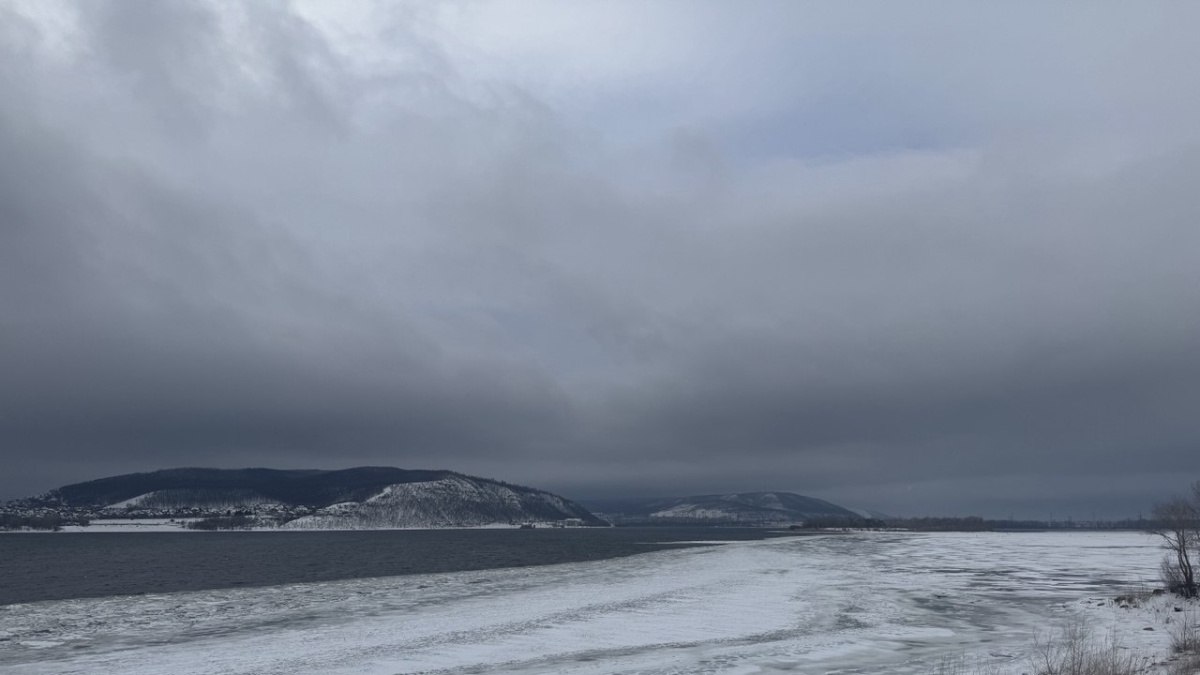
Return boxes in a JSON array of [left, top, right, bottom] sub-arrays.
[[185, 514, 256, 530], [0, 513, 90, 531]]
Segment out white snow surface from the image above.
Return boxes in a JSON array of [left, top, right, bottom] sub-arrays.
[[0, 531, 1187, 674]]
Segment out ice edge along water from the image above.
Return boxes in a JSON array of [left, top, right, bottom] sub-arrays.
[[0, 531, 1184, 675]]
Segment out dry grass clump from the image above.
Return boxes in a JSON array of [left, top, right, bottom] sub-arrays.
[[932, 653, 1007, 675], [1029, 621, 1144, 675], [931, 620, 1148, 675], [1166, 654, 1200, 675], [1166, 607, 1200, 674], [1170, 608, 1200, 655]]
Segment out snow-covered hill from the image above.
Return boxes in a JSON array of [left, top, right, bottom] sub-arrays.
[[15, 467, 606, 529], [283, 476, 602, 529], [592, 491, 860, 525]]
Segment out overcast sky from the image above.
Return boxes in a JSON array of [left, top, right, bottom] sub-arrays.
[[2, 1, 1199, 517]]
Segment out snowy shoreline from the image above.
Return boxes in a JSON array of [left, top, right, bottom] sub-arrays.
[[7, 519, 831, 534], [0, 519, 603, 534], [2, 531, 1190, 674]]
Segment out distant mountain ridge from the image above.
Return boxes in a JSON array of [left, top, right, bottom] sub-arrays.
[[49, 467, 445, 508], [29, 467, 607, 529], [588, 491, 860, 525]]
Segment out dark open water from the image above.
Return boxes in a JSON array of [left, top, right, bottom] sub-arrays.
[[0, 527, 794, 605]]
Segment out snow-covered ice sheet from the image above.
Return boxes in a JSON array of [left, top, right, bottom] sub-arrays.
[[0, 531, 1174, 674]]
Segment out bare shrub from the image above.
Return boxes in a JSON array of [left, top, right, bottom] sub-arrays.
[[1171, 608, 1200, 655], [932, 653, 1006, 675], [1151, 487, 1200, 599], [1029, 621, 1142, 675], [1164, 556, 1194, 597], [929, 620, 1149, 675], [1167, 652, 1200, 675]]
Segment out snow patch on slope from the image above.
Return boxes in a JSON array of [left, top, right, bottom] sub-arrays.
[[283, 477, 587, 529], [104, 490, 282, 511], [650, 505, 741, 519], [106, 493, 157, 509]]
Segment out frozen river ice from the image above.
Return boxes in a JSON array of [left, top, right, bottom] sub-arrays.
[[0, 531, 1177, 674]]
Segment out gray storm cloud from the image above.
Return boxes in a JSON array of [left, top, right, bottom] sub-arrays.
[[1, 1, 1199, 517]]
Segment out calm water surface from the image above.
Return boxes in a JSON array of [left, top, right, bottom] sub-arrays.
[[0, 527, 793, 605]]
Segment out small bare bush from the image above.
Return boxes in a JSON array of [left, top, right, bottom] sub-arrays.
[[932, 653, 1006, 675], [1151, 489, 1200, 599], [928, 620, 1149, 675], [1029, 621, 1141, 675], [1171, 653, 1200, 672], [1164, 555, 1196, 598], [1167, 652, 1200, 675], [1171, 608, 1200, 655]]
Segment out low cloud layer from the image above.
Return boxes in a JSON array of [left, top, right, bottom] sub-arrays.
[[2, 1, 1199, 517]]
